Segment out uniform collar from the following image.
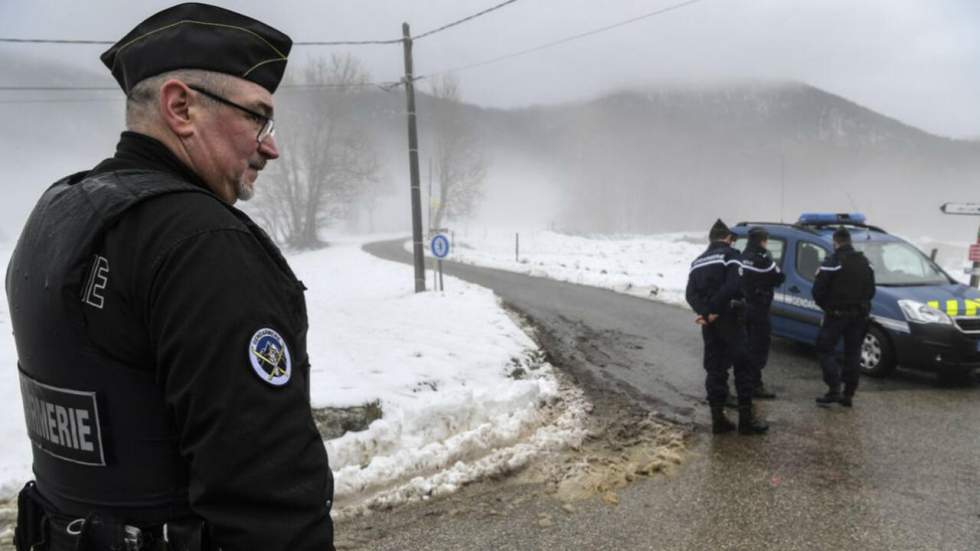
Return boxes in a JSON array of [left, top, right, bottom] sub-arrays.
[[708, 240, 731, 251], [90, 131, 208, 191]]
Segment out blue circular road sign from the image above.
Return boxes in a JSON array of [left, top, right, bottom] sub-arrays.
[[431, 234, 450, 259]]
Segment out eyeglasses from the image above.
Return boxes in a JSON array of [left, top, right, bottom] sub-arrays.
[[188, 85, 275, 144]]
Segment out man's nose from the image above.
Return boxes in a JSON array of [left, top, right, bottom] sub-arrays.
[[258, 135, 279, 160]]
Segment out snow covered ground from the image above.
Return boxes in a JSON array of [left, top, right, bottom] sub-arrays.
[[0, 228, 969, 510], [434, 230, 708, 307], [0, 237, 589, 515], [439, 229, 974, 305]]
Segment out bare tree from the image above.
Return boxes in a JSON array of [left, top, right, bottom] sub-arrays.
[[253, 54, 382, 249], [427, 75, 487, 230]]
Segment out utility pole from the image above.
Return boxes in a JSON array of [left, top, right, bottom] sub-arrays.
[[402, 22, 425, 293]]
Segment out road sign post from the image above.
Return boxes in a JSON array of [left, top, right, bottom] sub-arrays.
[[431, 233, 450, 292], [973, 228, 980, 289], [939, 203, 980, 288]]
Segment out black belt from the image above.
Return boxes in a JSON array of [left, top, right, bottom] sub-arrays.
[[15, 481, 211, 551]]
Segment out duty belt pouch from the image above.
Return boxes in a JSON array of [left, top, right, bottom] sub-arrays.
[[164, 519, 212, 551], [14, 481, 49, 551]]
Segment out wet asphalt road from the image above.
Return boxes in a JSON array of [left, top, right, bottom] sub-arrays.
[[352, 239, 980, 550]]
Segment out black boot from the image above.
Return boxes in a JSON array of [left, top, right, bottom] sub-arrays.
[[710, 403, 735, 434], [815, 388, 842, 406], [738, 402, 769, 435], [724, 394, 739, 409], [752, 382, 776, 400]]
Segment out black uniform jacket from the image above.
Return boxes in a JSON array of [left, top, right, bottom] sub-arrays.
[[686, 241, 743, 318], [811, 244, 876, 313], [6, 132, 333, 550], [738, 243, 785, 310]]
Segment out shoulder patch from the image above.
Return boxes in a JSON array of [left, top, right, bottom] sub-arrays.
[[249, 328, 292, 387]]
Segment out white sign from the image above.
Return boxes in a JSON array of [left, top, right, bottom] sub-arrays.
[[430, 234, 450, 259], [940, 203, 980, 215]]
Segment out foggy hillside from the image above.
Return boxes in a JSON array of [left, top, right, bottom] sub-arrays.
[[288, 81, 980, 239], [1, 48, 977, 241]]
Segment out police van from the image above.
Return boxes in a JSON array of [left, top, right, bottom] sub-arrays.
[[732, 213, 980, 378]]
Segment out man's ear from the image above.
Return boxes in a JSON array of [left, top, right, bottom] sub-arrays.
[[158, 80, 195, 139]]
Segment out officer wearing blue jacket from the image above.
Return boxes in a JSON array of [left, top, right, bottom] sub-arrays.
[[739, 227, 785, 399], [812, 227, 876, 407], [686, 220, 768, 435]]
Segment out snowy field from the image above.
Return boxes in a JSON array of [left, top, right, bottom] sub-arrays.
[[0, 237, 588, 515], [438, 229, 974, 305], [433, 230, 708, 307]]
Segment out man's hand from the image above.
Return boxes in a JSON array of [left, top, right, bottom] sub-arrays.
[[707, 314, 719, 323], [695, 315, 707, 326]]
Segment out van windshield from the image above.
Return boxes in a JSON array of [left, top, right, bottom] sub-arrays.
[[853, 241, 950, 286]]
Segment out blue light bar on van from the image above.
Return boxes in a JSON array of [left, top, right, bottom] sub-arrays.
[[797, 213, 867, 225]]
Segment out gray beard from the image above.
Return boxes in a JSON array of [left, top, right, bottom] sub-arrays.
[[236, 177, 255, 202]]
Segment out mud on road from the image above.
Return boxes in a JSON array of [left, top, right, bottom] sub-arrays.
[[335, 308, 692, 550]]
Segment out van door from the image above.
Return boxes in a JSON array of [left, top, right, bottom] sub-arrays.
[[771, 239, 828, 343]]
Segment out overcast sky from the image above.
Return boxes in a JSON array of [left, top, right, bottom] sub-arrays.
[[1, 0, 978, 139]]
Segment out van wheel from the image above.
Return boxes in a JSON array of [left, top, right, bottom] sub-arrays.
[[860, 326, 895, 377]]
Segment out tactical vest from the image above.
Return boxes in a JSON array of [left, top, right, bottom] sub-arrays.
[[6, 170, 224, 523], [828, 250, 875, 309]]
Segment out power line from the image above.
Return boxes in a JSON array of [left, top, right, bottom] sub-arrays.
[[420, 0, 708, 80], [0, 38, 113, 44], [1, 1, 523, 47], [0, 36, 404, 46], [0, 82, 399, 92], [412, 0, 521, 41], [0, 85, 117, 91], [293, 38, 402, 46], [0, 97, 121, 105]]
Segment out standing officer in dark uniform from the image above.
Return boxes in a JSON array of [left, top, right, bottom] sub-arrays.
[[686, 220, 768, 435], [7, 4, 334, 550], [812, 227, 876, 407], [739, 227, 785, 399]]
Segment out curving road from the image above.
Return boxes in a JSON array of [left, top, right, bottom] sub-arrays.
[[347, 238, 980, 551]]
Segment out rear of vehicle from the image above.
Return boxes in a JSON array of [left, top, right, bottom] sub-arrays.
[[733, 214, 980, 378]]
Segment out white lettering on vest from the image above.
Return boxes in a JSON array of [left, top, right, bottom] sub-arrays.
[[82, 255, 110, 309]]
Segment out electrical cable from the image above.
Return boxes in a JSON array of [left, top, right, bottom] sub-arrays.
[[412, 0, 521, 41], [1, 1, 523, 46], [0, 82, 398, 92], [419, 0, 707, 80]]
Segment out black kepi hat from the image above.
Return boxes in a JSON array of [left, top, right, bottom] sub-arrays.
[[709, 219, 732, 241], [101, 2, 292, 94], [748, 226, 769, 244]]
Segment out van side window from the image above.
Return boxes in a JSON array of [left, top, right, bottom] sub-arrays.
[[733, 237, 786, 268], [796, 241, 828, 282]]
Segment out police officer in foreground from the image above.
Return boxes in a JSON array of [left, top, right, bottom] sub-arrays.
[[7, 4, 334, 550], [686, 220, 768, 435], [739, 227, 785, 399], [812, 227, 876, 407]]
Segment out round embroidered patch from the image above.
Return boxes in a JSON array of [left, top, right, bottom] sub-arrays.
[[248, 328, 291, 387]]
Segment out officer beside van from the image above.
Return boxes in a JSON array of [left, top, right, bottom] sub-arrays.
[[812, 227, 876, 407], [738, 227, 785, 399], [686, 219, 769, 435]]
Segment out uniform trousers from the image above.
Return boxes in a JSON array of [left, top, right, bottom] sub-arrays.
[[816, 312, 869, 395], [701, 313, 755, 405], [745, 305, 771, 388]]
